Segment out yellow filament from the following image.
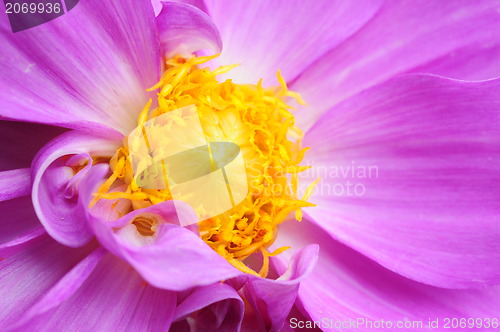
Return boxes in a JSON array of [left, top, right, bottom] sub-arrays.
[[92, 55, 316, 276]]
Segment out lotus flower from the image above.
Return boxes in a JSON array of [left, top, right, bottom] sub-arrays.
[[1, 0, 499, 331]]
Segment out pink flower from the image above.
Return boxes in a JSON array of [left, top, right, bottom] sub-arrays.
[[1, 0, 499, 331]]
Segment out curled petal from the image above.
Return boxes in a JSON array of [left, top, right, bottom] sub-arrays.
[[242, 244, 319, 331], [79, 164, 242, 291], [174, 283, 244, 332], [32, 130, 120, 247], [156, 1, 222, 58], [152, 0, 208, 16]]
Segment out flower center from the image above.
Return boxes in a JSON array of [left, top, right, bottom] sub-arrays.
[[92, 55, 316, 276]]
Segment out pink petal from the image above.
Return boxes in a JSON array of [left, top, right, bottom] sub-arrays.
[[10, 247, 106, 329], [0, 234, 97, 329], [292, 0, 500, 131], [152, 0, 209, 16], [0, 0, 160, 134], [274, 218, 500, 329], [0, 196, 42, 246], [79, 164, 242, 291], [280, 306, 321, 332], [0, 169, 30, 202], [239, 245, 318, 331], [411, 43, 500, 81], [13, 253, 176, 331], [203, 0, 383, 85], [32, 130, 120, 247], [302, 74, 500, 288], [0, 226, 45, 253], [156, 2, 222, 57], [174, 283, 244, 331]]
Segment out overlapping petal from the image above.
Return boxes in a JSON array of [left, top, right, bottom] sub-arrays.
[[301, 74, 500, 288], [274, 219, 500, 331], [152, 0, 208, 16], [411, 43, 500, 81], [79, 164, 242, 291], [156, 2, 222, 58], [0, 234, 97, 329], [202, 0, 383, 85], [0, 0, 160, 134], [32, 130, 121, 247], [243, 245, 318, 332], [0, 169, 30, 202], [173, 283, 244, 331], [1, 0, 499, 330], [11, 253, 177, 331], [10, 247, 106, 329], [292, 0, 500, 131]]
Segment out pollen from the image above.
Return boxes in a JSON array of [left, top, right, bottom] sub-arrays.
[[92, 55, 316, 277]]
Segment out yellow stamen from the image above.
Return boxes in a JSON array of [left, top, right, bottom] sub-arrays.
[[92, 55, 317, 275]]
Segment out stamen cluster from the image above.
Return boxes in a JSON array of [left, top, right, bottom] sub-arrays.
[[93, 55, 316, 276]]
